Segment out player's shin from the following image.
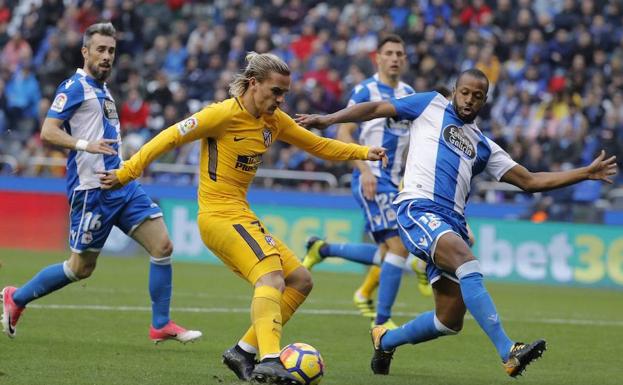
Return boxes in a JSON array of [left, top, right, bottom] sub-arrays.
[[456, 260, 514, 361], [375, 252, 405, 325], [12, 261, 79, 307], [327, 243, 378, 265], [149, 256, 172, 329], [358, 265, 381, 299], [380, 311, 457, 350], [251, 285, 283, 359], [240, 286, 307, 353]]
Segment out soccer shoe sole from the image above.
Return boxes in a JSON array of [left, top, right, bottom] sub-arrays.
[[222, 349, 254, 381], [250, 372, 299, 385], [152, 330, 202, 345], [506, 339, 547, 377]]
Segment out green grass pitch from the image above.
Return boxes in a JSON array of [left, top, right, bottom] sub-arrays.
[[0, 249, 621, 385]]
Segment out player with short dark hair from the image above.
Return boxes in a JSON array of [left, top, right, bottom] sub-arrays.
[[296, 68, 617, 378], [98, 52, 388, 385], [1, 22, 201, 344]]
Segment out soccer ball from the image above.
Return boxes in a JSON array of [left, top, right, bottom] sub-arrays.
[[280, 342, 325, 385]]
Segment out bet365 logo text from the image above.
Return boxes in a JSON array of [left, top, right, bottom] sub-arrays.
[[476, 224, 623, 287]]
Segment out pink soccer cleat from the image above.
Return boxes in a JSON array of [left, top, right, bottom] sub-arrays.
[[149, 320, 202, 344], [1, 286, 25, 338]]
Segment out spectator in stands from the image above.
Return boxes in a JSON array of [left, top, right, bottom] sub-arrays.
[[1, 31, 32, 73], [120, 88, 149, 134], [0, 0, 622, 215], [4, 62, 40, 136]]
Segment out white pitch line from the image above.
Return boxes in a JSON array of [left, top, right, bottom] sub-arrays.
[[27, 303, 623, 327]]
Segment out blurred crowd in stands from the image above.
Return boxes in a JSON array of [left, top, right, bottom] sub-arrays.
[[1, 0, 622, 221]]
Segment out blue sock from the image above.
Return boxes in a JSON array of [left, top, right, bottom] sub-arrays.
[[381, 311, 449, 350], [13, 262, 77, 307], [323, 243, 377, 265], [457, 261, 514, 361], [375, 252, 405, 324], [149, 257, 172, 329]]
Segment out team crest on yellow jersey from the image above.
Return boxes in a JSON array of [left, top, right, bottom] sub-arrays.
[[265, 234, 276, 246], [263, 127, 272, 147]]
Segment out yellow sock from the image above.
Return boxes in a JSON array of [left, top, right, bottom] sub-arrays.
[[251, 285, 283, 359], [358, 265, 381, 299], [241, 287, 307, 353]]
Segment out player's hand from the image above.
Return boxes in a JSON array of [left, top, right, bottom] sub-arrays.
[[586, 150, 618, 183], [87, 138, 118, 155], [97, 169, 122, 190], [295, 114, 331, 130], [360, 170, 378, 201], [367, 146, 388, 168]]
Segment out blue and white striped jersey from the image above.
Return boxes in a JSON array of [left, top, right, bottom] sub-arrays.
[[390, 91, 517, 215], [47, 69, 122, 195], [348, 74, 414, 186]]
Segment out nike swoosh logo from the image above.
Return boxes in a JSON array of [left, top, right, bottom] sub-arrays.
[[233, 136, 246, 142], [7, 314, 14, 334]]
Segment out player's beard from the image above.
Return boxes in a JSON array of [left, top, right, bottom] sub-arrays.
[[452, 96, 477, 123], [88, 62, 112, 82]]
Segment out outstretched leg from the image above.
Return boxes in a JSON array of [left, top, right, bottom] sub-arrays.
[[371, 276, 463, 375], [2, 251, 96, 338], [375, 236, 408, 327], [434, 232, 546, 376]]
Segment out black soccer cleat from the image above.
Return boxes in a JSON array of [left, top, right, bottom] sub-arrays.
[[503, 339, 547, 377], [370, 326, 395, 375], [222, 345, 257, 381], [251, 359, 299, 385]]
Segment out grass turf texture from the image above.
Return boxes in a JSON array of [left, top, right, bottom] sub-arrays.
[[0, 249, 621, 385]]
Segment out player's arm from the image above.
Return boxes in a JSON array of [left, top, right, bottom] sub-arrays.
[[501, 150, 617, 192], [296, 91, 439, 131], [277, 113, 387, 165], [100, 104, 230, 189], [337, 122, 378, 200], [295, 101, 396, 130], [40, 117, 117, 155]]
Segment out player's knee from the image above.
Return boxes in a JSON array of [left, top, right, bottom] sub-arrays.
[[256, 271, 286, 292], [152, 239, 173, 258], [386, 238, 408, 257], [285, 267, 313, 295], [74, 261, 97, 279], [434, 314, 462, 335], [297, 268, 314, 295]]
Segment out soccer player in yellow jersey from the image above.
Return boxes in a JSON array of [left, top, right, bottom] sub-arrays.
[[99, 52, 387, 384]]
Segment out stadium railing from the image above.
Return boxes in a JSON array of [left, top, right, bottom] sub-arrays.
[[23, 156, 340, 188], [17, 156, 622, 209]]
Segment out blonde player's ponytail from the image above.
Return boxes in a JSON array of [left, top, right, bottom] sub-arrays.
[[229, 52, 290, 97]]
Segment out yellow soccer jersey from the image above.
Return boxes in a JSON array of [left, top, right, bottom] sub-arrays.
[[117, 97, 370, 212]]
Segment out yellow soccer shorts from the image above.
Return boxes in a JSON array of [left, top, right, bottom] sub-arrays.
[[198, 209, 302, 284]]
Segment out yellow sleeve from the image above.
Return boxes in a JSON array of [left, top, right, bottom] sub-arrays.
[[275, 111, 369, 161], [116, 101, 232, 185]]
